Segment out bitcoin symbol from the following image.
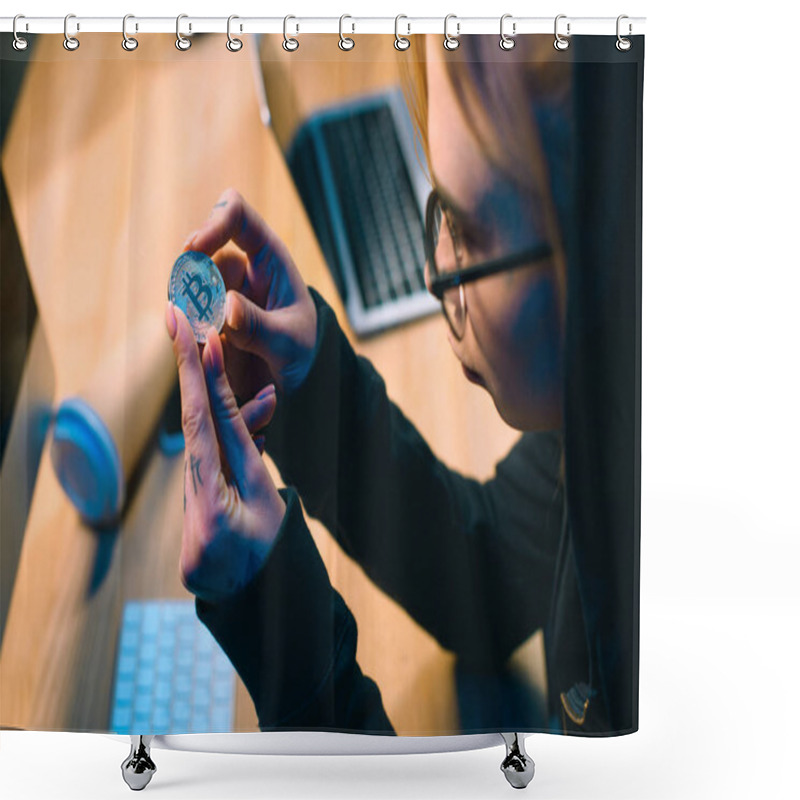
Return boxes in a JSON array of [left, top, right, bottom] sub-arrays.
[[169, 250, 226, 344], [181, 271, 213, 322]]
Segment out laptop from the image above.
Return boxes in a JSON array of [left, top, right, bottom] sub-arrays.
[[251, 37, 439, 337]]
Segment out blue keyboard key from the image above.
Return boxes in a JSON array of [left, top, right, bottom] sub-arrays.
[[132, 693, 151, 714], [133, 712, 151, 729], [112, 707, 132, 730], [175, 682, 192, 701], [195, 661, 212, 681], [156, 659, 173, 677], [115, 680, 134, 704], [152, 708, 171, 730], [173, 701, 191, 725], [136, 670, 155, 688], [118, 654, 136, 675], [140, 642, 157, 663], [178, 626, 194, 645], [154, 681, 171, 702], [142, 606, 160, 634], [213, 680, 233, 702]]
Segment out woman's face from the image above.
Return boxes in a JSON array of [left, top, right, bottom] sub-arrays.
[[425, 45, 563, 431]]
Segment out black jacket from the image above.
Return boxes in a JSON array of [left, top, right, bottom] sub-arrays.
[[196, 286, 634, 736]]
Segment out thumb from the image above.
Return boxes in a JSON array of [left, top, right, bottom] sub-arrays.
[[223, 289, 278, 359]]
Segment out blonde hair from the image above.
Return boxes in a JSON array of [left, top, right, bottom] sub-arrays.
[[399, 35, 572, 327]]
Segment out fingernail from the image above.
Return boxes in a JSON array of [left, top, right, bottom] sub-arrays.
[[225, 292, 240, 330], [165, 301, 177, 340], [206, 331, 221, 373], [256, 384, 276, 401], [183, 230, 198, 250]]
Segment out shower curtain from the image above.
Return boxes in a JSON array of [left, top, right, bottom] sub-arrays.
[[0, 27, 643, 739]]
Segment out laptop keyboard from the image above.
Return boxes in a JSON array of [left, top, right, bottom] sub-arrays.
[[110, 599, 236, 734], [289, 98, 428, 313]]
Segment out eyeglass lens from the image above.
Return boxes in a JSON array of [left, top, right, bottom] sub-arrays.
[[429, 196, 467, 337]]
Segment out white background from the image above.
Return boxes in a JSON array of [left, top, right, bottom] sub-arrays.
[[2, 0, 798, 798]]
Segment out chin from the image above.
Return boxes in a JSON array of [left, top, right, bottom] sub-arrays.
[[492, 394, 563, 432]]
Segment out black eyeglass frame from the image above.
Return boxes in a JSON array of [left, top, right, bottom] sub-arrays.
[[424, 188, 554, 302]]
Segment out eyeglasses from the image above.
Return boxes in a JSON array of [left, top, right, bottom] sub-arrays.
[[423, 188, 553, 340]]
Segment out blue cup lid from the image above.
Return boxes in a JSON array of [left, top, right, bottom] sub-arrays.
[[50, 397, 124, 526]]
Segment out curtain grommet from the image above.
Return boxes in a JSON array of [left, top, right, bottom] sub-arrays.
[[339, 14, 355, 51], [12, 14, 29, 51], [175, 14, 191, 51], [554, 14, 570, 51], [394, 15, 411, 51], [283, 15, 299, 51], [616, 15, 632, 51], [226, 15, 243, 52], [121, 14, 138, 51], [443, 14, 460, 50], [63, 13, 80, 51], [499, 14, 516, 51]]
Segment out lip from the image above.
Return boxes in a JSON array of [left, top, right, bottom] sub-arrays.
[[447, 331, 486, 388], [461, 362, 485, 387]]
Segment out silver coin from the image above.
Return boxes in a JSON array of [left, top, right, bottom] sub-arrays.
[[168, 251, 226, 344]]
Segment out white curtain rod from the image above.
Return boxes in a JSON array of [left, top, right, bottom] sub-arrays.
[[0, 16, 645, 36]]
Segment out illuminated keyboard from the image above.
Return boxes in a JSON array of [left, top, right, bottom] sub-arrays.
[[287, 88, 439, 336], [110, 599, 236, 734]]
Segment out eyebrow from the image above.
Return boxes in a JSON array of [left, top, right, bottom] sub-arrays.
[[433, 181, 473, 227]]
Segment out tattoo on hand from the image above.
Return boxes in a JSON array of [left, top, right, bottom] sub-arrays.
[[213, 200, 228, 209], [190, 453, 203, 495]]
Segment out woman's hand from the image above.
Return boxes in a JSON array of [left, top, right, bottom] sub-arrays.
[[182, 187, 318, 406], [165, 299, 286, 604]]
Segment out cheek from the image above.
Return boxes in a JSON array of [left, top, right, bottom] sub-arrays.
[[460, 278, 505, 369], [467, 271, 562, 398], [511, 276, 562, 395]]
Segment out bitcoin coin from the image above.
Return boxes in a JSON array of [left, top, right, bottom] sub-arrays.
[[168, 251, 226, 344]]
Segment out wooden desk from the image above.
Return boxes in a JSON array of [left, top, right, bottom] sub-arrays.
[[0, 33, 534, 735], [257, 33, 410, 152]]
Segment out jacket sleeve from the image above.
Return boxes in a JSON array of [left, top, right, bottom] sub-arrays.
[[195, 486, 395, 734], [258, 288, 565, 671]]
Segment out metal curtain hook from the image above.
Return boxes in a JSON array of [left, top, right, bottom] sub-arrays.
[[616, 14, 632, 51], [176, 14, 191, 51], [122, 14, 139, 51], [394, 14, 410, 51], [554, 14, 570, 50], [444, 14, 460, 50], [339, 14, 355, 51], [226, 15, 243, 51], [499, 14, 516, 50], [12, 14, 29, 51], [63, 13, 80, 51], [283, 15, 299, 51]]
